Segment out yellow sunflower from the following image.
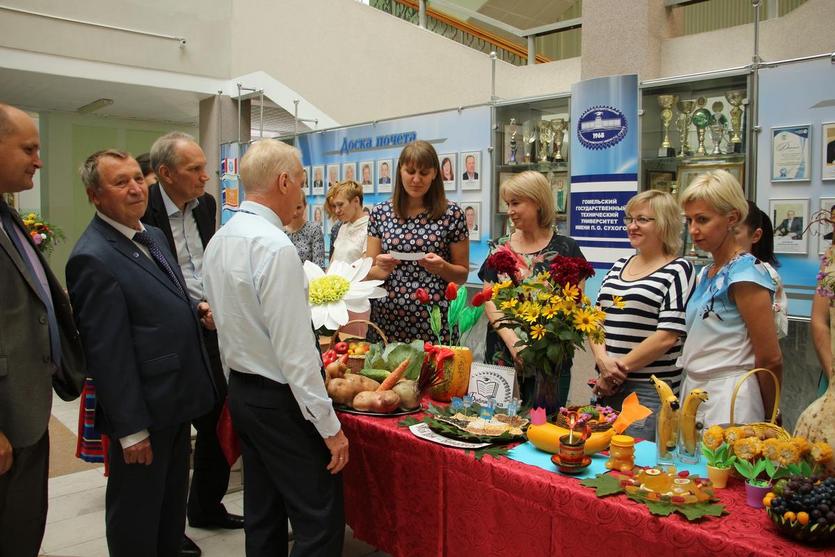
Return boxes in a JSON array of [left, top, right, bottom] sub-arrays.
[[612, 295, 626, 309], [541, 304, 559, 319], [562, 283, 580, 301], [530, 324, 547, 340], [500, 298, 518, 311], [572, 308, 598, 334]]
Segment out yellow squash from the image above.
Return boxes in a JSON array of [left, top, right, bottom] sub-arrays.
[[429, 346, 473, 402]]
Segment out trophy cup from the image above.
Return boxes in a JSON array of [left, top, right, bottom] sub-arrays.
[[675, 99, 696, 157], [657, 94, 677, 157], [551, 118, 567, 162], [538, 123, 554, 162], [709, 123, 726, 156], [691, 106, 712, 156], [725, 90, 746, 147], [508, 118, 518, 164]]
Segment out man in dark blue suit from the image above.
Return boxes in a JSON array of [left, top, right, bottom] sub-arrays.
[[67, 149, 217, 557]]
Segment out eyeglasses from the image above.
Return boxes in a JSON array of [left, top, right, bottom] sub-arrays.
[[623, 216, 656, 226]]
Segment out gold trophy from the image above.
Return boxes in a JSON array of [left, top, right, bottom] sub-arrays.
[[691, 99, 712, 157], [508, 118, 518, 164], [675, 99, 696, 157], [657, 94, 677, 157], [538, 123, 554, 162], [551, 118, 567, 162], [725, 90, 746, 145]]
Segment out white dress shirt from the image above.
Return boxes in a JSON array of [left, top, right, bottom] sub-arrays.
[[159, 185, 205, 301], [203, 200, 341, 439], [95, 211, 151, 449], [331, 215, 368, 264]]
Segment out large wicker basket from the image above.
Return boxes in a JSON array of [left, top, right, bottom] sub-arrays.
[[728, 367, 791, 441], [330, 319, 388, 374]]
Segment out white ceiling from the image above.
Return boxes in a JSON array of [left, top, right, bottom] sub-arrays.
[[0, 67, 208, 124]]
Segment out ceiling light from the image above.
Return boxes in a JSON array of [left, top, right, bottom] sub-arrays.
[[77, 98, 114, 114]]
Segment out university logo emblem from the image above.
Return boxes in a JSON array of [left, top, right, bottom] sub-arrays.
[[577, 106, 628, 150]]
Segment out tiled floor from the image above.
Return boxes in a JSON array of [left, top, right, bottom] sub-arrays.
[[42, 397, 388, 557]]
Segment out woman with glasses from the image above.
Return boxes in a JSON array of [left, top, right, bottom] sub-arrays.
[[679, 170, 782, 427], [591, 190, 694, 440]]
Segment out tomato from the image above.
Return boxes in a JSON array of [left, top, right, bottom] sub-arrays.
[[334, 342, 349, 354]]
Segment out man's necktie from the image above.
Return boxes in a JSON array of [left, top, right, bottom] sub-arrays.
[[0, 202, 62, 367], [132, 230, 187, 299]]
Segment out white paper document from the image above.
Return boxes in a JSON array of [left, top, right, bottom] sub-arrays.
[[388, 251, 427, 261]]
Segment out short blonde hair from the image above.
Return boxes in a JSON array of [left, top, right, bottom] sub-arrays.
[[239, 139, 301, 194], [499, 171, 556, 229], [625, 190, 682, 256], [679, 170, 748, 224], [330, 180, 363, 206]]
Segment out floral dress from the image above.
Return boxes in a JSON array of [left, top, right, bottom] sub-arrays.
[[816, 245, 835, 393], [477, 231, 584, 409], [286, 220, 325, 268], [368, 200, 468, 343]]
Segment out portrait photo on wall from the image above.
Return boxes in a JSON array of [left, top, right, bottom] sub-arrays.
[[303, 166, 311, 195], [326, 164, 341, 190], [818, 197, 835, 255], [771, 124, 811, 182], [646, 170, 675, 195], [439, 153, 457, 191], [770, 198, 809, 255], [376, 159, 393, 193], [461, 151, 482, 191], [463, 202, 481, 242], [312, 165, 325, 196], [822, 122, 835, 181], [311, 203, 325, 234], [549, 172, 569, 213], [359, 161, 375, 194], [342, 162, 357, 184]]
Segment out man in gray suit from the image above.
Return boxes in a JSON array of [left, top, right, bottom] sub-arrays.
[[0, 104, 86, 556]]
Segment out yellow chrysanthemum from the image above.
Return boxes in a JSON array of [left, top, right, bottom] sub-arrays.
[[562, 283, 580, 301], [500, 298, 518, 310], [582, 295, 591, 306], [520, 304, 541, 323], [541, 304, 559, 319], [492, 281, 512, 299], [810, 441, 833, 464], [535, 271, 551, 282], [702, 425, 725, 451], [549, 294, 563, 305], [537, 291, 552, 302], [572, 308, 598, 334], [612, 295, 626, 309], [790, 436, 810, 456], [589, 328, 605, 344], [530, 324, 547, 340], [592, 307, 607, 324], [733, 437, 764, 461]]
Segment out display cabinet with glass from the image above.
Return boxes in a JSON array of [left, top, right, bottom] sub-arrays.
[[493, 95, 571, 237], [640, 74, 750, 262]]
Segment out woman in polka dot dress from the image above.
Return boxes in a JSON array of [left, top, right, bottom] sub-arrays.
[[366, 140, 470, 343]]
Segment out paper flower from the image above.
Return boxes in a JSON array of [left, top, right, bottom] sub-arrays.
[[303, 257, 386, 332]]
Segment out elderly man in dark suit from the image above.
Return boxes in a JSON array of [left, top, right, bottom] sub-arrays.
[[0, 104, 86, 557], [141, 132, 242, 557], [67, 149, 217, 557]]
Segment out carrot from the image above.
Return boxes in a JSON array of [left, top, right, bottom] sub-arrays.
[[377, 358, 410, 392]]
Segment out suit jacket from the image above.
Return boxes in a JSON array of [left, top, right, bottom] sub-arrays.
[[462, 171, 479, 181], [141, 183, 216, 257], [66, 216, 216, 438], [0, 204, 85, 448], [776, 217, 803, 236]]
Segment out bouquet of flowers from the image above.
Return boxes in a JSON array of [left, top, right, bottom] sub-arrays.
[[21, 212, 64, 255], [485, 244, 603, 379]]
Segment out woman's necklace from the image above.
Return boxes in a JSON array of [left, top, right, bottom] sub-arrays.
[[623, 255, 664, 279], [708, 248, 745, 278]]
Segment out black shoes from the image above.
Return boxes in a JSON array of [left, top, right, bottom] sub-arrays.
[[189, 511, 245, 530], [180, 535, 202, 557]]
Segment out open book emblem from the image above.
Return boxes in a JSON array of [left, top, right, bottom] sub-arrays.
[[476, 378, 499, 398]]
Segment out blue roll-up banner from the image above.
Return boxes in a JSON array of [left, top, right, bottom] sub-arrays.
[[570, 74, 639, 299]]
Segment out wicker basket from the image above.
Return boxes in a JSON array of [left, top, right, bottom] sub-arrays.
[[331, 319, 388, 374], [728, 367, 791, 441]]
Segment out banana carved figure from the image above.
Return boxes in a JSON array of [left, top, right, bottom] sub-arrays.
[[680, 388, 709, 455], [650, 375, 680, 461]]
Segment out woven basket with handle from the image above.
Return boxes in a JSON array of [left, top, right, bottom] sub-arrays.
[[330, 319, 388, 374], [728, 367, 790, 441]]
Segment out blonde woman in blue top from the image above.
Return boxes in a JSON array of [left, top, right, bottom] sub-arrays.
[[679, 170, 783, 427]]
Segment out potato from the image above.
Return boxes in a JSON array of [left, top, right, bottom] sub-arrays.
[[352, 390, 401, 413], [392, 380, 421, 410], [326, 378, 358, 406], [344, 373, 380, 393]]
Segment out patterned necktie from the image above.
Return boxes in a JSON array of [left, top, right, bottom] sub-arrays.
[[0, 202, 62, 367], [132, 230, 187, 299]]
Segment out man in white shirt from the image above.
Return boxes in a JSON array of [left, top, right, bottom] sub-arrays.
[[203, 139, 349, 557], [67, 149, 217, 556]]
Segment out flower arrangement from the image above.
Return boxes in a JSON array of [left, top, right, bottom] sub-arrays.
[[485, 244, 602, 378], [21, 212, 64, 255], [303, 257, 386, 334], [413, 282, 485, 346]]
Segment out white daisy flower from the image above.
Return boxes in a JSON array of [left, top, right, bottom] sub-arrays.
[[303, 257, 386, 331]]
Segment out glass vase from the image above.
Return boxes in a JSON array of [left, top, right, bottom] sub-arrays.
[[526, 363, 570, 416]]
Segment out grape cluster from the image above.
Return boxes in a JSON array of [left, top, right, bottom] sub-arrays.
[[770, 476, 835, 527]]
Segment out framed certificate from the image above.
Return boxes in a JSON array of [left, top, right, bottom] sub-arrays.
[[770, 198, 809, 255], [771, 125, 811, 182]]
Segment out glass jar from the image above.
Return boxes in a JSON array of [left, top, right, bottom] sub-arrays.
[[606, 434, 635, 472]]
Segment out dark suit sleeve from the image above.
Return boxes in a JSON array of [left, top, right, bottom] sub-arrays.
[[67, 253, 152, 438]]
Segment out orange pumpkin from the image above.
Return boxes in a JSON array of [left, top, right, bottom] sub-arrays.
[[429, 346, 472, 402]]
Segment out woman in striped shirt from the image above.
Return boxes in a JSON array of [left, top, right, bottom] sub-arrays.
[[591, 190, 695, 441]]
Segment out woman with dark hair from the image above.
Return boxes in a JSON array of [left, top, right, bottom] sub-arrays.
[[441, 157, 454, 182], [366, 140, 470, 342], [734, 200, 788, 338]]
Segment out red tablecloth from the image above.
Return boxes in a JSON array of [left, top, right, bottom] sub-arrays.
[[339, 410, 830, 557]]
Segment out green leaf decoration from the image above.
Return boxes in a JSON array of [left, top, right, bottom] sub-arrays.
[[399, 416, 422, 428], [579, 474, 624, 497], [675, 502, 727, 521], [457, 306, 484, 335], [447, 286, 467, 327], [466, 445, 511, 461], [638, 498, 677, 517], [430, 305, 442, 338]]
